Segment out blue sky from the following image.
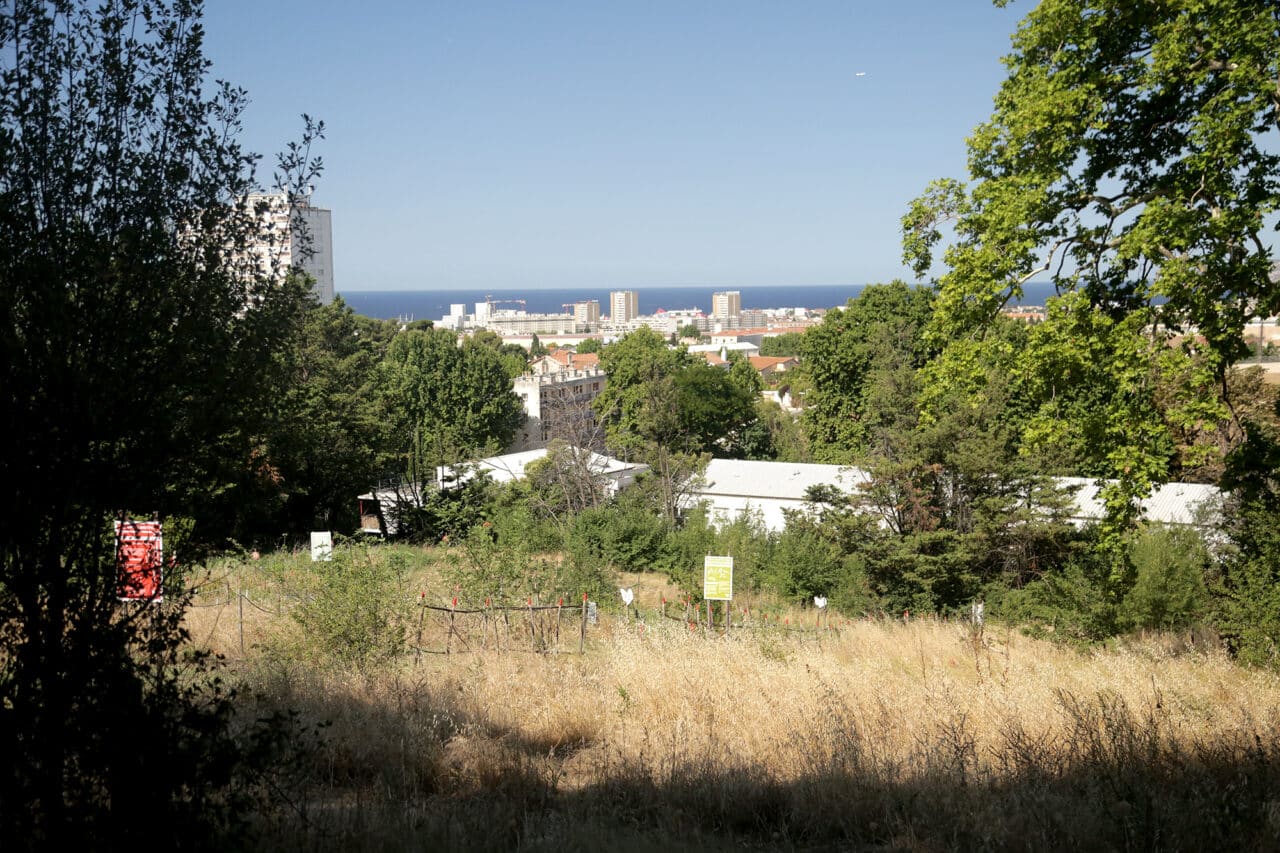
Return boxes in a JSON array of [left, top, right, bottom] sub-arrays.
[[202, 1, 1027, 292]]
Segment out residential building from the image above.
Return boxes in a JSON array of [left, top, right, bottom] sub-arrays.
[[242, 192, 334, 304], [570, 300, 601, 327], [711, 290, 741, 322], [481, 311, 578, 335], [610, 290, 639, 323], [513, 360, 608, 450]]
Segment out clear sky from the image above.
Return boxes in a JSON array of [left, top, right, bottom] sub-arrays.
[[201, 1, 1029, 292]]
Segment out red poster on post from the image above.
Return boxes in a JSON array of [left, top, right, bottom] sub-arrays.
[[116, 520, 163, 602]]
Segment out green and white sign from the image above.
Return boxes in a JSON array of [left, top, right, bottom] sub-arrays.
[[703, 555, 734, 600]]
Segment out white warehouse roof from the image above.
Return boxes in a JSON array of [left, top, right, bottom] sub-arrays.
[[692, 460, 1223, 533], [699, 459, 871, 501]]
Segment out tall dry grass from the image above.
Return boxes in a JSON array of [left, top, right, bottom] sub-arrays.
[[184, 580, 1280, 851]]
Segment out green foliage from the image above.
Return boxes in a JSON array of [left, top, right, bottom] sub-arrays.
[[567, 499, 668, 574], [1120, 527, 1209, 632], [0, 0, 320, 842], [906, 1, 1280, 361], [379, 327, 525, 477], [800, 282, 935, 462], [290, 544, 412, 670], [765, 527, 844, 604], [656, 506, 718, 594], [595, 328, 758, 457], [1215, 431, 1280, 665], [759, 332, 804, 357], [576, 337, 603, 353], [678, 323, 705, 341], [264, 298, 394, 535], [903, 0, 1280, 549], [520, 443, 613, 527], [398, 472, 498, 544], [1006, 526, 1210, 644], [1001, 552, 1122, 646], [445, 522, 615, 607], [469, 329, 529, 378]]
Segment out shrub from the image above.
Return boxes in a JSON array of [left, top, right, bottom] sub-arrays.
[[1119, 526, 1209, 632], [290, 544, 412, 669]]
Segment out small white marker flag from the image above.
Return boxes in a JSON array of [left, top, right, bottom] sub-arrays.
[[619, 587, 634, 606]]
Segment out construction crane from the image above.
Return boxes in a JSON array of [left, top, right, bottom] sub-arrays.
[[484, 296, 526, 311]]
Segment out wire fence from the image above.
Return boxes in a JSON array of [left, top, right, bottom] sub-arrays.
[[186, 585, 854, 661]]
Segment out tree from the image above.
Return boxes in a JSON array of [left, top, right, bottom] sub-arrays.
[[469, 328, 529, 378], [759, 331, 804, 357], [576, 337, 604, 354], [903, 0, 1280, 533], [378, 328, 525, 482], [264, 298, 393, 535], [800, 282, 935, 462], [0, 1, 318, 843]]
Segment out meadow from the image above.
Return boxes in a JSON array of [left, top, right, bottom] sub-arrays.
[[187, 544, 1280, 851]]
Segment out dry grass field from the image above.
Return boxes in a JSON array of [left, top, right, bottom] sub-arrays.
[[185, 549, 1280, 851]]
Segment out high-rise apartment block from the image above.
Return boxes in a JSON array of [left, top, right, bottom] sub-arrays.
[[711, 290, 741, 321], [571, 300, 601, 328], [610, 290, 639, 322], [243, 193, 335, 304]]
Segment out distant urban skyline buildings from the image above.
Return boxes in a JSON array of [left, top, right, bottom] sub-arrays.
[[570, 300, 600, 326], [610, 290, 639, 322], [712, 290, 742, 321]]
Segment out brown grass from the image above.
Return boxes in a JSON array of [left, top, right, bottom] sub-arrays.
[[181, 559, 1280, 851]]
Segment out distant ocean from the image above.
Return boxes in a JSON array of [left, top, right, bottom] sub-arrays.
[[340, 282, 1062, 322]]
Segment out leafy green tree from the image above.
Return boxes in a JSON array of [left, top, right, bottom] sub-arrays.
[[469, 329, 529, 378], [378, 327, 525, 480], [576, 337, 604, 354], [593, 328, 761, 519], [265, 298, 393, 534], [903, 0, 1280, 536], [0, 1, 319, 843], [800, 282, 935, 462], [594, 327, 692, 450], [759, 331, 804, 357], [1214, 423, 1280, 665], [678, 323, 705, 341], [672, 361, 757, 454]]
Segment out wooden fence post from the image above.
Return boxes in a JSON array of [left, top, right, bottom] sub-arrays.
[[447, 597, 456, 656], [555, 598, 563, 651], [414, 592, 426, 665]]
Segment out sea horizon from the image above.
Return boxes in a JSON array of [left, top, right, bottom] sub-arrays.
[[340, 282, 1062, 322]]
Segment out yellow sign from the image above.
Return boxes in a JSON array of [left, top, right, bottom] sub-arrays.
[[703, 555, 734, 600]]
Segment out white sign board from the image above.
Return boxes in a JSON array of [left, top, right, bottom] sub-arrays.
[[310, 531, 333, 562]]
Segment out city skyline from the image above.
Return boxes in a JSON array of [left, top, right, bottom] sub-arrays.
[[202, 2, 1027, 292]]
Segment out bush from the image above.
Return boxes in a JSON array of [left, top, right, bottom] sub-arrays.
[[1119, 526, 1209, 632], [1213, 501, 1280, 667], [290, 544, 412, 669], [567, 492, 669, 573], [445, 524, 617, 608]]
